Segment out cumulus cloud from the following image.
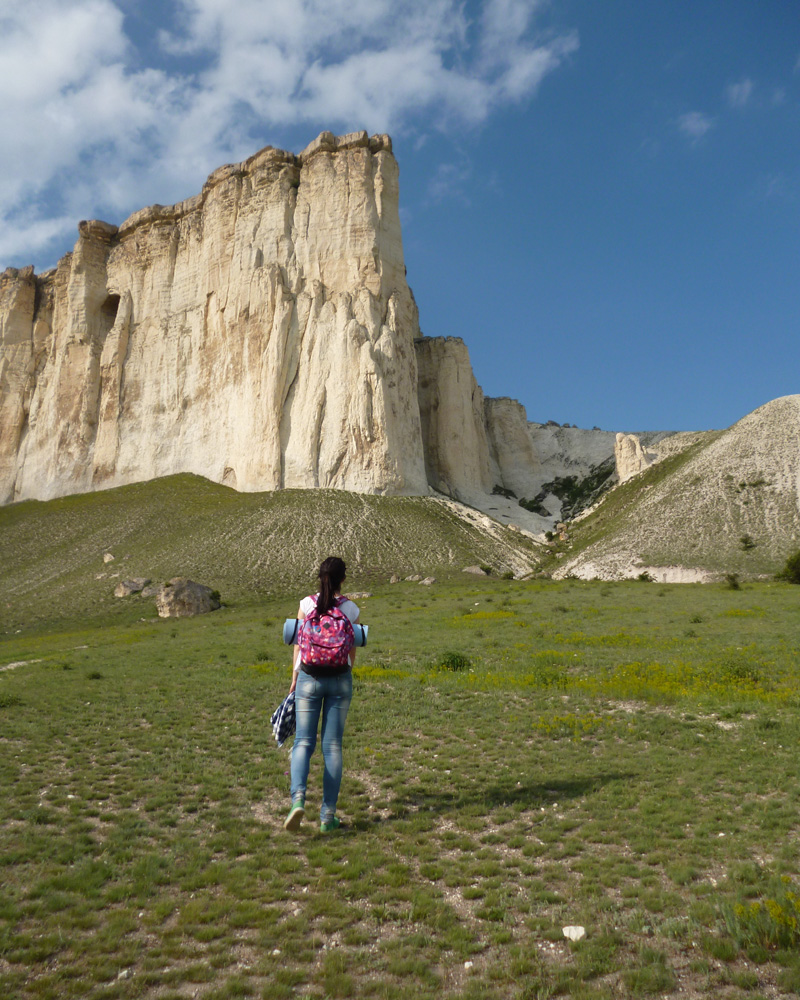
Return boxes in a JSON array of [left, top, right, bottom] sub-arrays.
[[1, 0, 577, 267], [678, 111, 714, 142], [726, 77, 753, 108]]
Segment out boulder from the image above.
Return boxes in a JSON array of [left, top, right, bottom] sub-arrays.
[[419, 577, 436, 586], [113, 578, 151, 597], [462, 565, 488, 575], [156, 578, 221, 618]]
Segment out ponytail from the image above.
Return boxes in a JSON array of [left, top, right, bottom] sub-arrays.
[[317, 556, 346, 614]]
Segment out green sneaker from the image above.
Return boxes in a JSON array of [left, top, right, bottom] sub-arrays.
[[283, 801, 305, 832], [320, 816, 341, 833]]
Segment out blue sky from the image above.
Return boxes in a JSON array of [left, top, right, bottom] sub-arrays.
[[2, 0, 798, 431]]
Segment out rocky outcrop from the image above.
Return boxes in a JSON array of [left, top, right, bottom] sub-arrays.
[[483, 397, 541, 498], [614, 432, 656, 482], [2, 130, 595, 525], [0, 129, 735, 546], [415, 336, 494, 500], [415, 341, 543, 506], [1, 131, 429, 504]]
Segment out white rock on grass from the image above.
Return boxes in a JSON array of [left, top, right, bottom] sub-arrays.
[[562, 925, 586, 942]]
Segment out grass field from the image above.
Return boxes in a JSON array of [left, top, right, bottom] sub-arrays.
[[2, 577, 800, 999]]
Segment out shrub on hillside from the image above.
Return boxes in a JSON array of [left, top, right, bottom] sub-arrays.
[[778, 550, 800, 584], [438, 651, 471, 672]]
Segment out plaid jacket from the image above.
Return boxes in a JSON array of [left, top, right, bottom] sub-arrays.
[[270, 691, 296, 748]]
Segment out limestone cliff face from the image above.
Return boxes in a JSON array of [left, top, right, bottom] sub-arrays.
[[0, 130, 720, 544], [1, 131, 429, 503], [415, 335, 495, 501], [483, 397, 541, 498], [415, 337, 549, 533]]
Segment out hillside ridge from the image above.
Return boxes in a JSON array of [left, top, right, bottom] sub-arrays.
[[0, 474, 540, 630]]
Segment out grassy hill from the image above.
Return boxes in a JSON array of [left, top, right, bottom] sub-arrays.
[[0, 474, 541, 631], [547, 396, 800, 581]]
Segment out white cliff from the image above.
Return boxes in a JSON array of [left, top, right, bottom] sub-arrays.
[[483, 397, 541, 499], [614, 432, 656, 483], [415, 335, 495, 500], [0, 129, 735, 554], [1, 131, 429, 504]]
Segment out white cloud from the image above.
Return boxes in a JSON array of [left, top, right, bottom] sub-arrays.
[[756, 171, 798, 203], [678, 111, 714, 142], [726, 77, 753, 108], [426, 160, 473, 203], [0, 0, 577, 268]]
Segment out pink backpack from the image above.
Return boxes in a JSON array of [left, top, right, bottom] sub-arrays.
[[298, 596, 355, 668]]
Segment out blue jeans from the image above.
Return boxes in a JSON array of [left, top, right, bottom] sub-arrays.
[[290, 670, 352, 822]]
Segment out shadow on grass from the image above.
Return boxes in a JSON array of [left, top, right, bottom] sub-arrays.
[[351, 771, 635, 830]]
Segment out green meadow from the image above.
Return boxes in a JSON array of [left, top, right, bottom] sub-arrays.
[[2, 576, 800, 999]]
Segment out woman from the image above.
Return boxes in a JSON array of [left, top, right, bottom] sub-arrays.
[[284, 556, 359, 833]]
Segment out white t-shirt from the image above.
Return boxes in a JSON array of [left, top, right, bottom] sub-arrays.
[[299, 594, 360, 624]]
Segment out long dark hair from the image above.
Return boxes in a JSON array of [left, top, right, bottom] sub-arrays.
[[317, 556, 346, 614]]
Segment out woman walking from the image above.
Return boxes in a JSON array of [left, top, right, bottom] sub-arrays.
[[284, 557, 359, 833]]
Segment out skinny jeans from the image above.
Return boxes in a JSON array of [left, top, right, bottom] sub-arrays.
[[290, 669, 352, 822]]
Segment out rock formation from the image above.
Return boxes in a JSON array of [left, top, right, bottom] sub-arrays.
[[0, 130, 725, 539], [614, 432, 656, 483], [483, 397, 541, 500], [415, 336, 494, 500], [1, 131, 429, 504], [415, 338, 543, 509]]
